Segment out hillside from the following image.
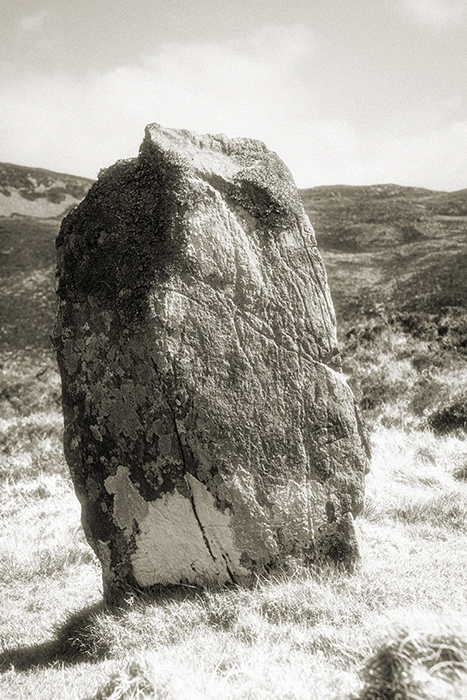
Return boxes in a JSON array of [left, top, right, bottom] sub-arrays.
[[301, 183, 467, 321], [0, 164, 93, 350], [1, 163, 467, 355], [0, 163, 93, 219]]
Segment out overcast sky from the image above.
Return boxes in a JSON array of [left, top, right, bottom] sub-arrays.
[[0, 0, 466, 190]]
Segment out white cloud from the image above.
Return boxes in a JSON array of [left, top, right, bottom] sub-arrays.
[[267, 116, 467, 191], [0, 25, 316, 179], [397, 0, 467, 27], [0, 23, 465, 191]]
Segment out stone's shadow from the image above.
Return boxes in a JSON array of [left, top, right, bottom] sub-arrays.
[[0, 584, 208, 674], [0, 602, 107, 673]]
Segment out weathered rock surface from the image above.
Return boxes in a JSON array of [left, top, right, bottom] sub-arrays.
[[53, 124, 370, 602]]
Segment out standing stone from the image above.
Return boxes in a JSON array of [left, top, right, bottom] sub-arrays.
[[53, 124, 370, 603]]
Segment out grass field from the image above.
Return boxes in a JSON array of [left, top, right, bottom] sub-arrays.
[[2, 316, 467, 699], [2, 179, 467, 697]]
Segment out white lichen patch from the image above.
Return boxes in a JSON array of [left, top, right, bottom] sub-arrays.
[[104, 467, 249, 587], [132, 486, 227, 587], [185, 473, 250, 580], [104, 466, 149, 533]]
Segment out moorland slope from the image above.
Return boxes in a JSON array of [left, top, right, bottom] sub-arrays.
[[2, 165, 467, 356], [0, 164, 93, 351], [302, 183, 467, 322], [0, 163, 93, 219]]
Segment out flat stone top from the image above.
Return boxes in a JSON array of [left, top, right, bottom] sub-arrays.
[[142, 123, 302, 215], [144, 123, 268, 172]]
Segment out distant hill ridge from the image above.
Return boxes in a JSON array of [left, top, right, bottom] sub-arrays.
[[0, 162, 93, 219], [2, 160, 466, 223], [301, 182, 467, 233], [0, 160, 466, 351]]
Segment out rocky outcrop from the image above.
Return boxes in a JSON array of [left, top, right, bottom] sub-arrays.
[[53, 124, 370, 603]]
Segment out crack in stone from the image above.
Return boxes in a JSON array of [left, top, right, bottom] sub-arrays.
[[157, 357, 224, 573], [221, 553, 236, 583], [187, 486, 218, 566], [170, 418, 218, 570]]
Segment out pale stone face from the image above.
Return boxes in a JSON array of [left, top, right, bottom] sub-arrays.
[[54, 124, 369, 602], [104, 466, 250, 587]]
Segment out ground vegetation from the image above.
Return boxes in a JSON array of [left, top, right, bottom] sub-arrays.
[[1, 173, 467, 698]]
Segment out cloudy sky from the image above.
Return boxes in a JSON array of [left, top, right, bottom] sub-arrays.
[[0, 0, 466, 190]]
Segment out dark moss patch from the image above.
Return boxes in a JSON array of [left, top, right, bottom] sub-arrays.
[[428, 398, 467, 435]]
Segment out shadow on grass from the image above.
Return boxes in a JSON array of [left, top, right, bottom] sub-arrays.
[[0, 602, 108, 673], [0, 583, 208, 674]]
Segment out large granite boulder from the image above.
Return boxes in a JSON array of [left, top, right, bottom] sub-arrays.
[[53, 124, 370, 603]]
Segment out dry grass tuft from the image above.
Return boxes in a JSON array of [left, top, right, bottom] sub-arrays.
[[88, 656, 157, 700], [358, 616, 467, 700]]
